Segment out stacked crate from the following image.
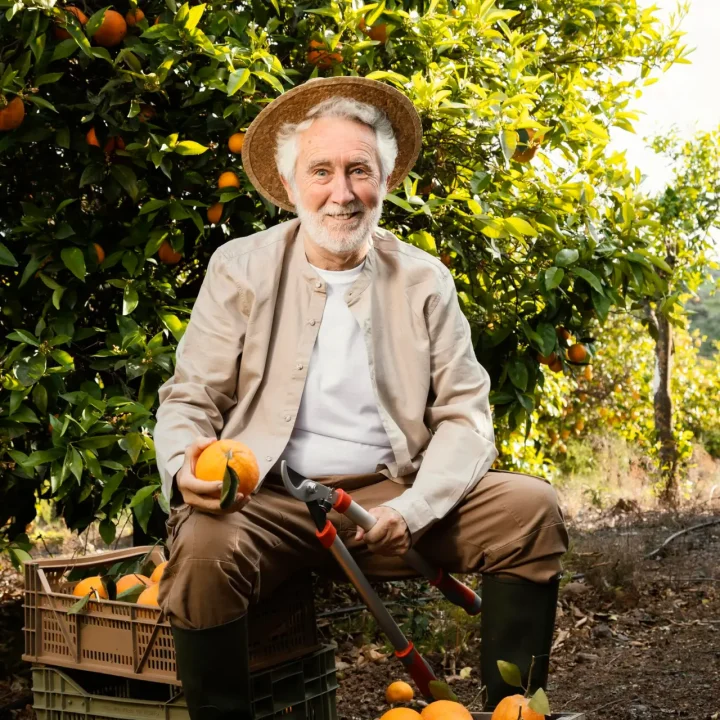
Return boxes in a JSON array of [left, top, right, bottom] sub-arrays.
[[23, 546, 337, 720]]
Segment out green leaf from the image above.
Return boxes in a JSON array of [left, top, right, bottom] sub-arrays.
[[508, 357, 528, 391], [184, 2, 205, 29], [86, 7, 111, 36], [78, 435, 119, 449], [51, 39, 78, 61], [35, 72, 64, 86], [69, 446, 83, 482], [227, 68, 250, 96], [8, 329, 39, 346], [427, 680, 458, 702], [98, 518, 116, 545], [123, 285, 139, 315], [0, 241, 18, 267], [499, 129, 517, 163], [497, 660, 523, 688], [80, 163, 105, 187], [505, 217, 537, 237], [528, 687, 551, 715], [110, 165, 139, 202], [25, 448, 66, 468], [61, 247, 86, 280], [100, 472, 124, 508], [545, 266, 564, 290], [67, 592, 92, 615], [220, 465, 239, 509], [26, 96, 58, 113], [119, 432, 145, 463], [174, 140, 208, 155], [555, 248, 579, 267], [15, 354, 47, 386], [139, 199, 168, 215], [8, 547, 33, 569], [536, 323, 557, 356], [572, 267, 603, 294], [254, 70, 284, 95]]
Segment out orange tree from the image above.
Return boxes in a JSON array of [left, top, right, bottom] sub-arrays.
[[0, 0, 688, 558]]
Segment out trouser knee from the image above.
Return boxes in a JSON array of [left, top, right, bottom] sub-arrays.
[[159, 508, 253, 629]]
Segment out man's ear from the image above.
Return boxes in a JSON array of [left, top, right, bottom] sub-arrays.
[[279, 175, 296, 205]]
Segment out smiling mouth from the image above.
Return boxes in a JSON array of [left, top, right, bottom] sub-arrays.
[[327, 211, 361, 220]]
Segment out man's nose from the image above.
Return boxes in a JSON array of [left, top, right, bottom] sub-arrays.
[[328, 171, 355, 206]]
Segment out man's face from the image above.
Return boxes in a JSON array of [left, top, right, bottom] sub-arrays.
[[283, 116, 385, 255]]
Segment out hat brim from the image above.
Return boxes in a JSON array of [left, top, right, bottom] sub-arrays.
[[241, 76, 422, 212]]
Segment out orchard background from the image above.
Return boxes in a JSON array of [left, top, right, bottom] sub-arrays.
[[0, 0, 719, 563]]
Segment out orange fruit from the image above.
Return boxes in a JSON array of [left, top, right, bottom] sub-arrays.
[[360, 17, 388, 43], [536, 352, 557, 366], [137, 582, 160, 606], [93, 243, 105, 264], [567, 343, 589, 363], [385, 681, 414, 704], [125, 8, 145, 26], [512, 128, 543, 163], [381, 710, 422, 720], [574, 418, 585, 432], [73, 576, 108, 599], [195, 439, 260, 498], [86, 127, 100, 147], [560, 428, 571, 440], [53, 5, 88, 40], [150, 561, 167, 584], [92, 9, 127, 47], [440, 253, 452, 268], [228, 133, 245, 154], [115, 573, 152, 594], [0, 96, 25, 132], [218, 171, 240, 189], [491, 694, 544, 720], [207, 202, 224, 224], [158, 241, 181, 265], [549, 356, 563, 373], [583, 364, 593, 381], [307, 39, 343, 69], [556, 326, 572, 341], [421, 701, 472, 720], [138, 104, 156, 123]]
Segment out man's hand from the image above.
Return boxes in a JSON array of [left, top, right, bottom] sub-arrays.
[[354, 506, 410, 556], [176, 436, 250, 514]]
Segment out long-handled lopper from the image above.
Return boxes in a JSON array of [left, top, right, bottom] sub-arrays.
[[280, 461, 482, 699]]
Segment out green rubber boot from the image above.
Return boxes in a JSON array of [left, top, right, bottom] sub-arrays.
[[172, 616, 252, 720], [480, 574, 560, 710]]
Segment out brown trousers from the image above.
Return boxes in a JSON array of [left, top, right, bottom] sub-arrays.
[[158, 470, 569, 630]]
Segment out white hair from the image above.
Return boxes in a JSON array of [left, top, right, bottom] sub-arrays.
[[275, 96, 398, 186]]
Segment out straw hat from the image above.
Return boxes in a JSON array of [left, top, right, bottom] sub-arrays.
[[241, 76, 422, 212]]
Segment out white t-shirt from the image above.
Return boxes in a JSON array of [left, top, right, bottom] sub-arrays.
[[279, 261, 395, 478]]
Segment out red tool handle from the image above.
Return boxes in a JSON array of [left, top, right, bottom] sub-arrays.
[[396, 642, 437, 700], [430, 569, 483, 615]]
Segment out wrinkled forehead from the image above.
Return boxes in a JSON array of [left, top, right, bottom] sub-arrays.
[[296, 116, 379, 169]]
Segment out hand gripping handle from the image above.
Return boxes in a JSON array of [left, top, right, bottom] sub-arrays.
[[334, 490, 482, 615]]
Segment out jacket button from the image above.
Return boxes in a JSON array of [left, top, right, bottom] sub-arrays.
[[309, 319, 316, 326], [315, 281, 322, 289], [297, 363, 303, 370], [284, 415, 292, 422], [265, 456, 272, 462]]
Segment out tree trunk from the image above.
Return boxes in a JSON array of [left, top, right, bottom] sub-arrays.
[[653, 312, 678, 505]]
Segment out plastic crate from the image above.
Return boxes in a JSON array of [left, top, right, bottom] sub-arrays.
[[32, 644, 338, 720], [24, 545, 320, 684]]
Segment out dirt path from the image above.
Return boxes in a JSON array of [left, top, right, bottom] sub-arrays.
[[327, 512, 720, 720]]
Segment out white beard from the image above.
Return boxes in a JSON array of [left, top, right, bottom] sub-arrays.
[[293, 184, 385, 255]]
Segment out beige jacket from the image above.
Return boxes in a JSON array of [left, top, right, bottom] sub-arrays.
[[154, 218, 498, 541]]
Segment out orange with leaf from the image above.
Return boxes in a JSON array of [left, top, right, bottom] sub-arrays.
[[195, 439, 259, 510]]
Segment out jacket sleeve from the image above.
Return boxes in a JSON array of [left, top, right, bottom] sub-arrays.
[[154, 249, 246, 501], [381, 269, 498, 542]]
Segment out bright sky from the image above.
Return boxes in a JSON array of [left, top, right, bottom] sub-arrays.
[[609, 0, 720, 194]]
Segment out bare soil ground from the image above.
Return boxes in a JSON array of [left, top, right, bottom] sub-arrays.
[[1, 508, 719, 719]]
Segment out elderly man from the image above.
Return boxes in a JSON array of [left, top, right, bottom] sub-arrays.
[[154, 77, 568, 719]]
